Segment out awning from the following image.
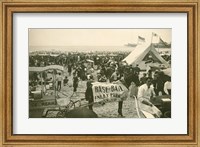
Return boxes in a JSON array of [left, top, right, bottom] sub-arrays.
[[29, 65, 64, 72]]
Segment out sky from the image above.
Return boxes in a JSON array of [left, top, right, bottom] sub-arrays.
[[29, 29, 171, 47]]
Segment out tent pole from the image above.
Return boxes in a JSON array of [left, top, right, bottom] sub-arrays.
[[151, 32, 153, 45], [158, 37, 160, 53]]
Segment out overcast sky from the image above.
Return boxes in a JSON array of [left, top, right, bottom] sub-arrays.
[[29, 29, 171, 46]]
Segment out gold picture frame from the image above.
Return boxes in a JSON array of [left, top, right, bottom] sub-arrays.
[[0, 0, 199, 146]]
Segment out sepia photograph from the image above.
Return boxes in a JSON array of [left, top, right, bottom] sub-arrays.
[[1, 0, 199, 144], [29, 29, 171, 118]]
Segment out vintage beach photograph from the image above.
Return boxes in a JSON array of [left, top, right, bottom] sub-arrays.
[[29, 29, 171, 118]]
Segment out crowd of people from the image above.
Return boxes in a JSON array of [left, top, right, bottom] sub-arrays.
[[29, 51, 171, 117]]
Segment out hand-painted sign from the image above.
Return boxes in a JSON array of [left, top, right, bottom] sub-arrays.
[[92, 81, 128, 103]]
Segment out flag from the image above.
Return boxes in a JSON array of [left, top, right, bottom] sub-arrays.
[[159, 37, 169, 46], [138, 36, 145, 42], [153, 37, 171, 48]]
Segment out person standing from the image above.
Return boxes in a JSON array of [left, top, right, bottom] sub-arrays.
[[56, 73, 62, 91], [133, 64, 141, 75], [73, 72, 79, 94], [85, 81, 94, 110], [164, 76, 171, 95], [110, 70, 120, 82], [153, 72, 165, 96], [110, 70, 123, 116], [68, 63, 72, 76], [140, 73, 147, 85], [129, 81, 138, 98], [147, 67, 153, 78]]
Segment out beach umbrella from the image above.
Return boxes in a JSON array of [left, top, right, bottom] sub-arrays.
[[162, 68, 171, 77]]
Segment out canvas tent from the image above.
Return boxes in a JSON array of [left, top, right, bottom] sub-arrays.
[[122, 43, 169, 70]]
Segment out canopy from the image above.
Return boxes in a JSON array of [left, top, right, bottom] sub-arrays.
[[29, 65, 64, 72]]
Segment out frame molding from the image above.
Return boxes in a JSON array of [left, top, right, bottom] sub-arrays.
[[0, 0, 199, 146]]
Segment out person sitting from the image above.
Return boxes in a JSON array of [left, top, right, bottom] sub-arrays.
[[63, 76, 69, 86], [137, 77, 156, 106]]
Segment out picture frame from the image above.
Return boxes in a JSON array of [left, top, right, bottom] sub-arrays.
[[0, 0, 199, 146]]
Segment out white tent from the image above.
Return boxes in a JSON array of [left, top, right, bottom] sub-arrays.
[[122, 43, 169, 69]]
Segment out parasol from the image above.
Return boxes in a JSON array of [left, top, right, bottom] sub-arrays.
[[86, 59, 94, 63], [162, 68, 171, 77]]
